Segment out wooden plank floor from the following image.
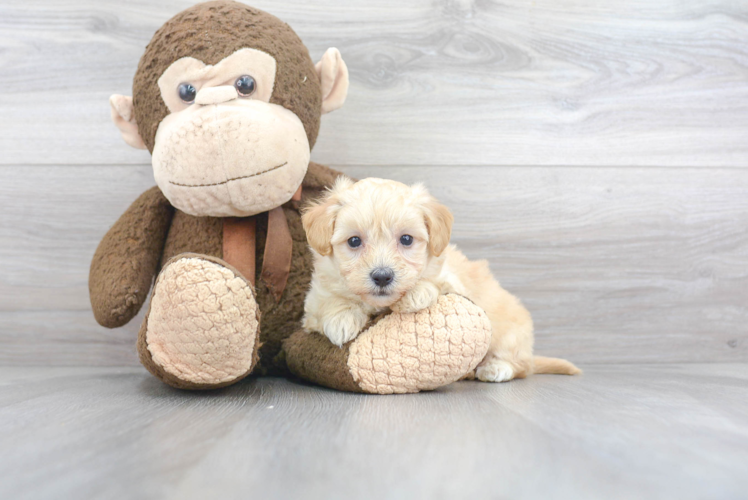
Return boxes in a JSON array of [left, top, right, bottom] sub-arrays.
[[2, 365, 747, 500]]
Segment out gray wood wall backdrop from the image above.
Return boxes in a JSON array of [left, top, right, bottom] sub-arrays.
[[1, 0, 746, 367]]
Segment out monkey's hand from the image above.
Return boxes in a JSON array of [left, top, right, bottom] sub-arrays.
[[89, 187, 174, 328], [391, 281, 440, 314]]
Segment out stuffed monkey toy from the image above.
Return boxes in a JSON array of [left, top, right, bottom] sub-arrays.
[[90, 0, 492, 394]]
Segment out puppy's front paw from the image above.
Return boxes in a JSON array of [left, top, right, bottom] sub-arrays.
[[476, 359, 516, 383], [391, 282, 440, 314], [323, 308, 369, 347]]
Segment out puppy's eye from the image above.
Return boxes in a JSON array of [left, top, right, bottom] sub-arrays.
[[178, 83, 197, 103], [347, 236, 362, 248], [235, 75, 256, 97], [400, 235, 414, 246]]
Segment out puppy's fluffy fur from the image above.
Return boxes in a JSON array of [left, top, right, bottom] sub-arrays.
[[301, 177, 580, 382]]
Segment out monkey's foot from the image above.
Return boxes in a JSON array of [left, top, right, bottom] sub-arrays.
[[138, 254, 260, 390], [284, 294, 491, 394]]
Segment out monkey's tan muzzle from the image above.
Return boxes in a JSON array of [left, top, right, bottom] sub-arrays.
[[152, 100, 311, 217]]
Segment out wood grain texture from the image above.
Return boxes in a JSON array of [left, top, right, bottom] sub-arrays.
[[1, 0, 747, 167], [1, 365, 747, 499], [1, 165, 745, 366]]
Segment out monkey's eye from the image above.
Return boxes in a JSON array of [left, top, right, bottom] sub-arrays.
[[400, 235, 414, 246], [347, 236, 362, 248], [178, 83, 197, 103], [235, 75, 256, 97]]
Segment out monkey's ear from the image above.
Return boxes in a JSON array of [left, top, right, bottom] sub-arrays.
[[315, 48, 349, 114], [109, 95, 147, 150]]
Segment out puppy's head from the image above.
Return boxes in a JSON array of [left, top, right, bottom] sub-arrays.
[[302, 177, 453, 308]]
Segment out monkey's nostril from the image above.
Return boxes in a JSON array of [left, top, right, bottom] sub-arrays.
[[370, 268, 394, 288]]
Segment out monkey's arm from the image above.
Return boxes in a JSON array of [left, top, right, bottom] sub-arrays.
[[89, 186, 174, 328]]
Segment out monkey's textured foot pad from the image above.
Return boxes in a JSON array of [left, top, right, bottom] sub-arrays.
[[284, 294, 491, 394], [138, 254, 260, 390]]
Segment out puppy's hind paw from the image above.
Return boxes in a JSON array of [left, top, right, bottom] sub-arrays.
[[323, 309, 369, 347], [476, 360, 516, 383]]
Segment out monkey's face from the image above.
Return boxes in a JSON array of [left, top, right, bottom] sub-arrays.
[[109, 2, 349, 218], [151, 49, 309, 217]]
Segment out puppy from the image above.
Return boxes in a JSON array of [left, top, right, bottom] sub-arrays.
[[301, 177, 580, 382]]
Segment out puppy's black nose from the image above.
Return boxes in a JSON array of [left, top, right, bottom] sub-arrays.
[[370, 268, 394, 288]]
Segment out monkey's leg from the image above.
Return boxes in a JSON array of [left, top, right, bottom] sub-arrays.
[[138, 254, 260, 390], [283, 294, 492, 394]]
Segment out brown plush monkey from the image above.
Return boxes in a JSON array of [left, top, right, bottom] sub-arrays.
[[91, 0, 491, 393]]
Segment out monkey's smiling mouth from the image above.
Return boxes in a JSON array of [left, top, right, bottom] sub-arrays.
[[168, 161, 288, 188]]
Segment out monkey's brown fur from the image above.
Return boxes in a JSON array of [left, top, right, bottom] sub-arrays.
[[133, 0, 322, 152]]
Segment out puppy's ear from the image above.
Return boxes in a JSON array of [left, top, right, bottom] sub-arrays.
[[302, 177, 352, 256], [419, 188, 453, 257]]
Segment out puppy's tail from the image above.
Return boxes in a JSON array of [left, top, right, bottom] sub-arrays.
[[533, 356, 582, 376]]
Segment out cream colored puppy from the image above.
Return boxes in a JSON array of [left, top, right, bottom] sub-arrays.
[[301, 177, 580, 382]]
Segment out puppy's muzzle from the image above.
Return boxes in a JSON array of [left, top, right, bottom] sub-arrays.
[[370, 267, 395, 289]]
